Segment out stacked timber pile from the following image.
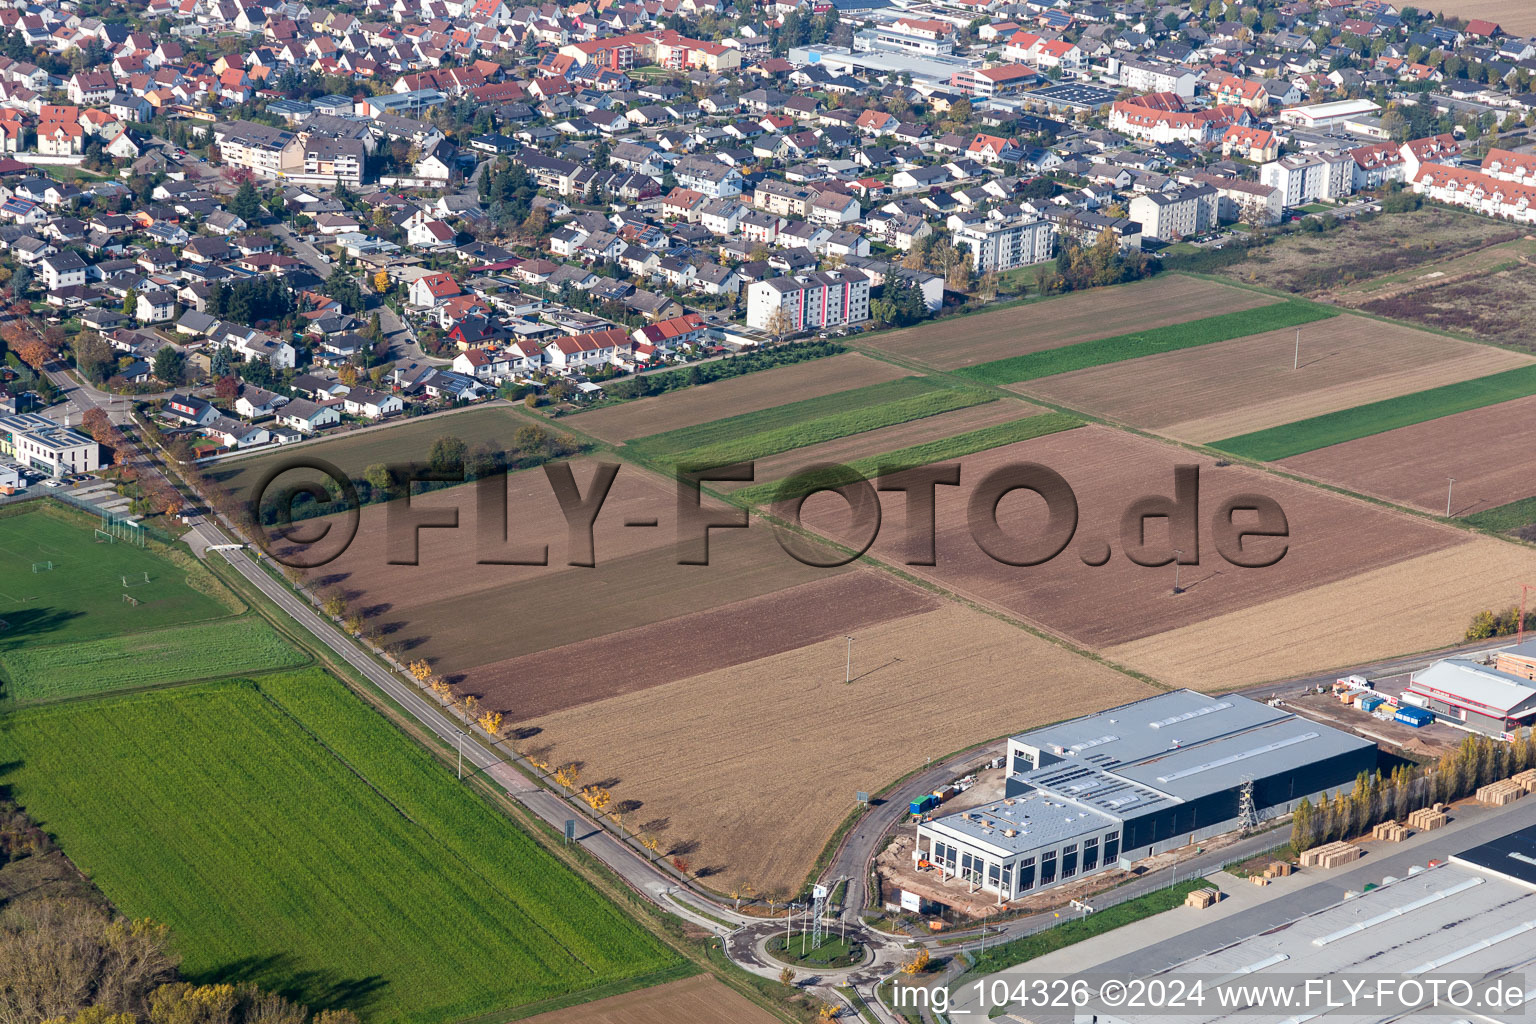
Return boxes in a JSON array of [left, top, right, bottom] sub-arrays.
[[1512, 769, 1536, 793], [1371, 821, 1408, 842], [1299, 841, 1362, 869], [1475, 780, 1524, 806], [1408, 807, 1447, 830], [1263, 861, 1293, 878], [1185, 887, 1219, 908]]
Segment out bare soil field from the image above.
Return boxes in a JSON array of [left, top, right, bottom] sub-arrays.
[[1017, 315, 1533, 442], [1218, 207, 1519, 295], [1359, 262, 1536, 350], [719, 398, 1041, 491], [864, 276, 1278, 369], [387, 525, 851, 690], [1432, 0, 1536, 35], [1280, 394, 1536, 515], [472, 571, 938, 719], [1330, 237, 1536, 306], [790, 425, 1461, 648], [569, 353, 908, 442], [1104, 536, 1536, 690], [301, 459, 680, 614], [526, 602, 1157, 892], [518, 975, 782, 1024], [208, 404, 545, 504]]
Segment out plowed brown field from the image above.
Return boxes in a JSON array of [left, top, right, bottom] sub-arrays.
[[1280, 394, 1536, 515], [526, 602, 1157, 892], [790, 425, 1462, 647], [519, 975, 781, 1024], [569, 353, 909, 442], [472, 571, 938, 719], [1433, 1, 1536, 35], [1017, 316, 1533, 442], [865, 276, 1279, 369], [1104, 537, 1536, 690]]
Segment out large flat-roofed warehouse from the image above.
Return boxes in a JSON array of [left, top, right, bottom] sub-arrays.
[[1082, 824, 1536, 1024], [1405, 657, 1536, 737], [913, 690, 1375, 901]]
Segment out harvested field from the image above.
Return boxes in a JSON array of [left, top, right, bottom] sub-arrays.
[[208, 404, 548, 505], [518, 975, 781, 1024], [1018, 315, 1533, 442], [380, 525, 851, 691], [719, 399, 1040, 493], [1280, 394, 1536, 515], [864, 276, 1278, 369], [1218, 207, 1519, 295], [1104, 537, 1536, 690], [300, 459, 680, 615], [570, 353, 908, 442], [472, 571, 938, 720], [526, 602, 1157, 892], [790, 426, 1461, 648], [1359, 260, 1536, 351], [1432, 0, 1536, 35]]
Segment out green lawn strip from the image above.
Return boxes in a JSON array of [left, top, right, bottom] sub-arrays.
[[731, 413, 1082, 506], [624, 376, 946, 458], [955, 879, 1207, 982], [0, 671, 680, 1024], [1212, 363, 1536, 461], [954, 302, 1337, 385], [1465, 495, 1536, 533], [0, 615, 309, 704]]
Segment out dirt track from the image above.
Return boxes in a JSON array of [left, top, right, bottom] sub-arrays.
[[865, 276, 1278, 369], [1019, 315, 1532, 442], [1281, 394, 1536, 514], [518, 974, 782, 1024]]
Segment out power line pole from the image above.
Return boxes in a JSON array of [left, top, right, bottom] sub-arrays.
[[1173, 548, 1184, 594], [1446, 477, 1456, 517], [844, 634, 853, 683], [1294, 327, 1300, 370]]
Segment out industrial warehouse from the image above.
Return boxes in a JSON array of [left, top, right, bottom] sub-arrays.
[[1081, 823, 1536, 1024], [1402, 644, 1536, 738], [912, 690, 1376, 901]]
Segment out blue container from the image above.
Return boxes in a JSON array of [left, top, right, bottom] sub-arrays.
[[1395, 707, 1432, 727], [910, 794, 938, 815], [1359, 695, 1384, 712]]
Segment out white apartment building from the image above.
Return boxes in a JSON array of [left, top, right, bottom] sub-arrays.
[[746, 269, 870, 333], [1260, 151, 1356, 207], [952, 216, 1055, 273], [213, 120, 302, 179], [1114, 58, 1198, 98], [1129, 184, 1218, 241]]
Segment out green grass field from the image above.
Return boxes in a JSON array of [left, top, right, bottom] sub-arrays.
[[0, 669, 683, 1024], [0, 615, 310, 704], [1465, 495, 1536, 533], [731, 413, 1081, 506], [625, 376, 996, 468], [954, 302, 1337, 385], [0, 506, 233, 647], [1212, 364, 1536, 461]]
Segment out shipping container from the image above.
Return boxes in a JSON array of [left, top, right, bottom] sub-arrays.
[[1358, 695, 1384, 712], [909, 794, 939, 815], [1395, 707, 1433, 728]]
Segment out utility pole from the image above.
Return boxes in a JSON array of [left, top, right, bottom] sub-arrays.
[[844, 635, 853, 683], [457, 731, 463, 780], [1446, 478, 1456, 517], [1294, 327, 1300, 370], [1173, 548, 1184, 594]]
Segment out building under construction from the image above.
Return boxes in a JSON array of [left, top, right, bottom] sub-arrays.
[[912, 690, 1376, 901]]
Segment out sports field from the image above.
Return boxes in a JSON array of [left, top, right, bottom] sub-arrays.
[[954, 302, 1337, 386], [1280, 394, 1536, 516], [1213, 362, 1536, 461], [865, 276, 1280, 368], [0, 670, 681, 1024], [1018, 316, 1533, 442], [526, 601, 1157, 892]]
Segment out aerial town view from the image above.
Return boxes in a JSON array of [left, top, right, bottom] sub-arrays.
[[9, 0, 1536, 1021]]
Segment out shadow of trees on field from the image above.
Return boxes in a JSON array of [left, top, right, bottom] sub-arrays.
[[0, 608, 83, 653], [191, 954, 386, 1020]]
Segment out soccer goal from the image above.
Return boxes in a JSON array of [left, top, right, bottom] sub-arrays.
[[122, 595, 139, 606], [95, 529, 116, 544], [32, 561, 54, 573], [122, 572, 151, 587]]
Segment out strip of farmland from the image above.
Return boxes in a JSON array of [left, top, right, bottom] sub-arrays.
[[625, 378, 995, 468], [1465, 496, 1536, 534], [729, 412, 1081, 506], [1213, 362, 1536, 461], [953, 301, 1338, 385]]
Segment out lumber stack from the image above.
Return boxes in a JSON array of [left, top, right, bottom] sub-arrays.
[[1251, 875, 1270, 886], [1371, 821, 1408, 842], [1186, 887, 1219, 908], [1263, 861, 1293, 879], [1475, 780, 1524, 806], [1512, 769, 1536, 793], [1408, 807, 1447, 830], [1299, 841, 1362, 869]]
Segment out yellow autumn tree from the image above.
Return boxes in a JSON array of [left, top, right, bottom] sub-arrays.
[[901, 949, 930, 975], [478, 710, 503, 735], [373, 269, 391, 292], [408, 660, 433, 682]]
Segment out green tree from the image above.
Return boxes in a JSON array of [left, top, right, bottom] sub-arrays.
[[122, 287, 138, 316], [152, 345, 184, 384], [428, 435, 466, 473], [231, 180, 263, 223]]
